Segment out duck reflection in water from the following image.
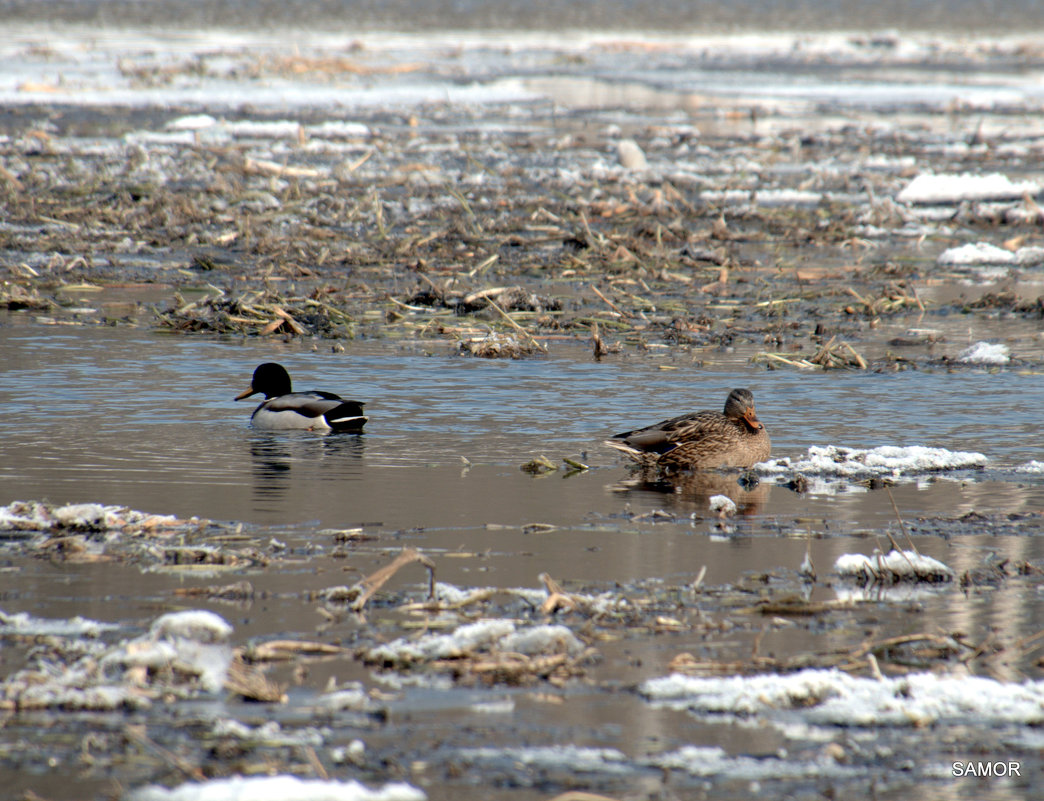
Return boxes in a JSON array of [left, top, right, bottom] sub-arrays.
[[612, 469, 770, 516], [248, 432, 365, 506]]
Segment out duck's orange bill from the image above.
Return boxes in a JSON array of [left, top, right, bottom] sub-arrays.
[[743, 408, 763, 430], [234, 387, 257, 401]]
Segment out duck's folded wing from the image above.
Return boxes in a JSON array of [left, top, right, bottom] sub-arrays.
[[613, 411, 712, 453], [264, 392, 346, 419], [304, 391, 367, 424], [615, 426, 675, 453]]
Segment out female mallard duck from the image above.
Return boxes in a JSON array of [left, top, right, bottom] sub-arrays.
[[234, 362, 367, 432], [606, 388, 770, 470]]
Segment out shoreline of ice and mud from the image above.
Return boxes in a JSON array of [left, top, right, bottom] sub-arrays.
[[2, 486, 1043, 799]]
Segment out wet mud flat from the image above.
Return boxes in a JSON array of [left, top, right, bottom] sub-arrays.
[[1, 28, 1044, 801], [2, 33, 1044, 369], [2, 493, 1044, 801]]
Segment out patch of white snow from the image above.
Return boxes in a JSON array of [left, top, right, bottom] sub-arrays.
[[898, 172, 1040, 204], [956, 341, 1010, 364]]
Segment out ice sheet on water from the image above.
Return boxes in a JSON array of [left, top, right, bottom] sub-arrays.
[[646, 744, 859, 779], [0, 500, 184, 532], [461, 740, 864, 782], [166, 113, 218, 130], [640, 669, 1044, 726], [163, 117, 374, 142], [708, 495, 737, 515], [935, 242, 1044, 274], [366, 619, 584, 663], [500, 625, 585, 656], [832, 582, 951, 603], [938, 242, 1015, 265], [756, 445, 987, 479], [107, 610, 234, 693], [0, 609, 236, 709], [834, 549, 955, 583], [433, 582, 484, 605], [0, 609, 119, 637], [150, 610, 233, 643], [210, 718, 325, 746], [957, 341, 1011, 364], [315, 682, 381, 712], [368, 619, 515, 662], [898, 172, 1041, 204], [753, 189, 823, 206], [459, 745, 629, 773], [1015, 246, 1044, 266], [128, 776, 425, 801]]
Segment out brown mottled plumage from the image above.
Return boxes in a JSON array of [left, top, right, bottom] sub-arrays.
[[606, 388, 771, 471]]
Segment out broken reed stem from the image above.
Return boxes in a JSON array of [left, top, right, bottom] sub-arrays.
[[448, 186, 479, 233], [754, 352, 818, 369], [468, 254, 499, 277], [1014, 627, 1044, 653], [351, 547, 436, 612], [463, 285, 516, 306], [813, 334, 837, 360], [842, 341, 868, 369], [751, 627, 766, 659], [579, 209, 597, 248], [344, 149, 373, 173], [876, 533, 914, 575], [123, 725, 206, 780], [590, 284, 631, 318], [866, 652, 884, 681], [415, 270, 446, 301], [373, 190, 386, 239], [304, 745, 329, 780], [908, 282, 925, 312], [485, 297, 548, 353], [691, 565, 707, 592], [846, 286, 869, 310], [885, 486, 919, 555], [538, 571, 578, 614], [591, 320, 608, 360], [851, 631, 951, 660]]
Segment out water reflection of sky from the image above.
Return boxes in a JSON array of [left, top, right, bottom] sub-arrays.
[[1, 323, 1040, 531]]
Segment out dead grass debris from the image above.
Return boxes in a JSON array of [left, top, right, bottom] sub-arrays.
[[157, 289, 356, 338]]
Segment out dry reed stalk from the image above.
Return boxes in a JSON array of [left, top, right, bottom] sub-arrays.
[[351, 548, 435, 612]]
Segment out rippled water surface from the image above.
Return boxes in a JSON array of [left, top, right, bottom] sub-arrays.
[[2, 322, 1041, 529]]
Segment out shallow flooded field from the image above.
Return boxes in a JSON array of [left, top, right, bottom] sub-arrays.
[[2, 11, 1044, 801]]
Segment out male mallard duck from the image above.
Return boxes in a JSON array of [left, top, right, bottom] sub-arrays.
[[234, 362, 367, 432], [606, 388, 770, 470]]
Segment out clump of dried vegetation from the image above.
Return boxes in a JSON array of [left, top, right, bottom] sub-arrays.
[[3, 104, 1040, 366]]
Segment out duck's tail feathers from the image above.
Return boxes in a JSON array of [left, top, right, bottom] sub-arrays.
[[329, 414, 368, 431], [604, 439, 647, 462]]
